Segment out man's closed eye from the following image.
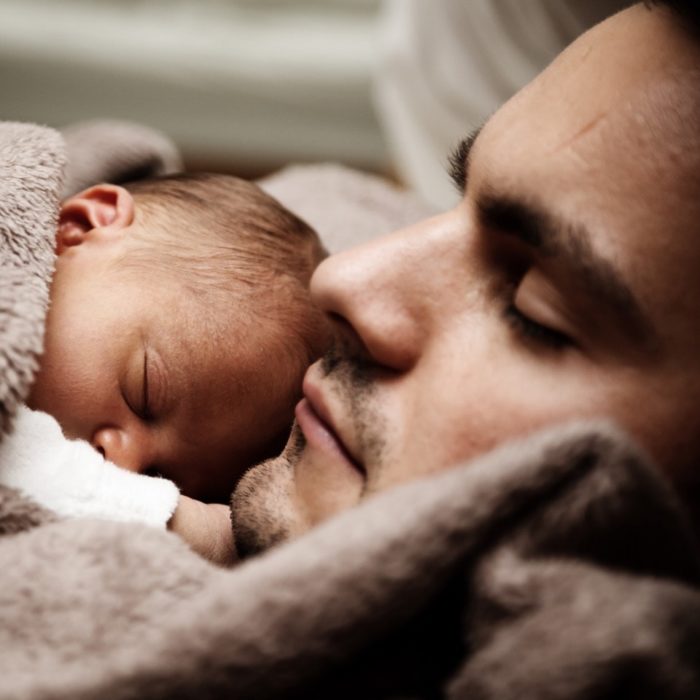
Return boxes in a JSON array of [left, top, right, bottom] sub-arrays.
[[504, 304, 572, 350]]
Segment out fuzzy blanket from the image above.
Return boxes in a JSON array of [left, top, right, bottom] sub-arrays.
[[1, 121, 700, 699]]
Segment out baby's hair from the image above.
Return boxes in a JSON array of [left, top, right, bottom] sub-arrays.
[[122, 172, 326, 293], [120, 172, 330, 401]]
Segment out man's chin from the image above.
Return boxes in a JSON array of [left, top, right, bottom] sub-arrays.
[[230, 423, 307, 559]]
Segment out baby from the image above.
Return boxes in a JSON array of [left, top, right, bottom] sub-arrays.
[[1, 172, 329, 563]]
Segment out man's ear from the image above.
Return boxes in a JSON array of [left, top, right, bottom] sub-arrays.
[[56, 184, 135, 255]]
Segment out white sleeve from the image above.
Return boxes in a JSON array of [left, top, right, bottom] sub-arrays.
[[0, 406, 180, 528]]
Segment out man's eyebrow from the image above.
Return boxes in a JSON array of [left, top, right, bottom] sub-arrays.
[[477, 193, 660, 351], [448, 124, 484, 194]]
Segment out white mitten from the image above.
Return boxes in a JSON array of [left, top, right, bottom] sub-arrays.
[[0, 406, 179, 527]]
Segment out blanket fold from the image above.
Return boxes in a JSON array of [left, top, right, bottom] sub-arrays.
[[59, 119, 182, 198], [0, 122, 63, 436], [1, 120, 699, 699]]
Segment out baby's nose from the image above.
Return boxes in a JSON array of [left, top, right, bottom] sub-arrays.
[[91, 427, 145, 473]]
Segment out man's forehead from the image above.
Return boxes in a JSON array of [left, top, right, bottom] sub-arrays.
[[495, 5, 699, 139], [463, 5, 700, 355], [633, 72, 700, 178], [481, 5, 700, 215]]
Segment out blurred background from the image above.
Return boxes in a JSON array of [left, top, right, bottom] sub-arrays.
[[0, 0, 626, 209]]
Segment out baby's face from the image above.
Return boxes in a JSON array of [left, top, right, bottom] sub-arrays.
[[30, 228, 309, 503]]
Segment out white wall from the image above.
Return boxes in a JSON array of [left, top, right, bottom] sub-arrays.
[[0, 0, 388, 171]]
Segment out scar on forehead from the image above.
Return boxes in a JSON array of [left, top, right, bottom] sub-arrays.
[[552, 112, 608, 153], [552, 74, 700, 167]]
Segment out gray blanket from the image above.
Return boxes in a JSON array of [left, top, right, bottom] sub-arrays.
[[1, 121, 700, 699]]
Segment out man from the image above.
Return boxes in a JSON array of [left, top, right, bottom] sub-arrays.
[[232, 0, 700, 555], [2, 2, 700, 698]]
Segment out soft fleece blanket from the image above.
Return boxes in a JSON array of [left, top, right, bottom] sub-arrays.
[[1, 121, 700, 699]]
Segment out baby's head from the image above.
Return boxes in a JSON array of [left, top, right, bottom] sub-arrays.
[[29, 173, 330, 502]]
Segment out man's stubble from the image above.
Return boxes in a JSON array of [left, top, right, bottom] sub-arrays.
[[231, 424, 307, 559], [231, 339, 387, 559]]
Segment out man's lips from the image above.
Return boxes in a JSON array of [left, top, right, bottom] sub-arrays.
[[295, 381, 364, 475]]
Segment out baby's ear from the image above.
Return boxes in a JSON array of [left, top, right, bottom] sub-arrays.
[[56, 184, 135, 254]]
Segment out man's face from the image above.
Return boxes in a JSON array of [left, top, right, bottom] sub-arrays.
[[30, 225, 303, 503], [233, 5, 700, 553]]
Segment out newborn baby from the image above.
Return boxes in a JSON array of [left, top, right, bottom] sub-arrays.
[[1, 173, 329, 562]]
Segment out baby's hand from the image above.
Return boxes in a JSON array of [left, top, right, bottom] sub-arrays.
[[168, 495, 237, 566]]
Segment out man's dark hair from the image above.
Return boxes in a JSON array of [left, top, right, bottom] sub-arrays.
[[647, 0, 700, 34]]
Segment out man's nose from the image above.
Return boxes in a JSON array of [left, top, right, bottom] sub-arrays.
[[310, 214, 453, 372], [91, 426, 148, 473]]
